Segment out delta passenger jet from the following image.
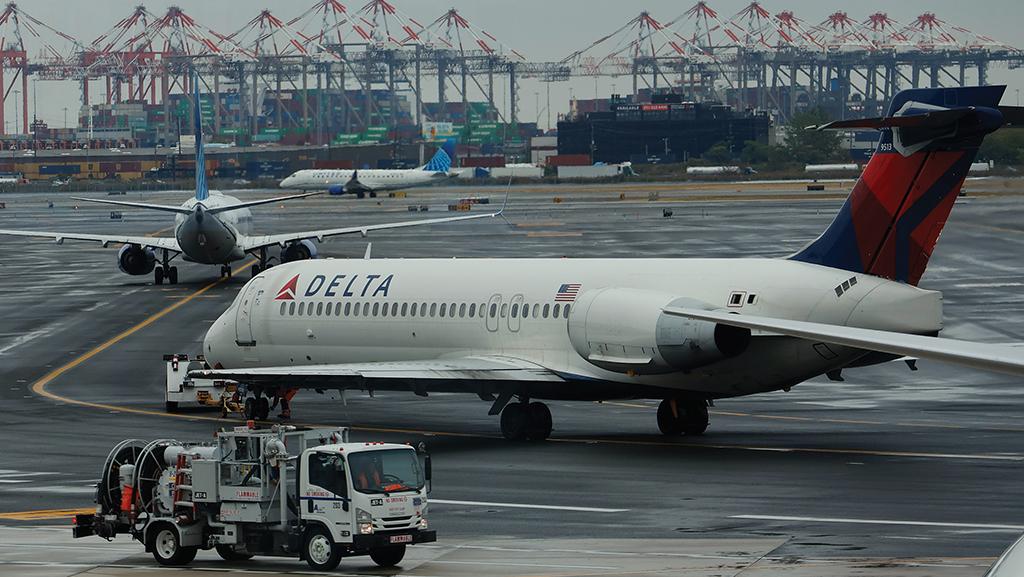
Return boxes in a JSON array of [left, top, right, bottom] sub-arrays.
[[197, 86, 1024, 441]]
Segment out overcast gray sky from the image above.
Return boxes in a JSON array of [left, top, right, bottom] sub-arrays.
[[10, 0, 1024, 131]]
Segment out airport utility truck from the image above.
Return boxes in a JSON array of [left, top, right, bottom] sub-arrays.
[[73, 425, 435, 570]]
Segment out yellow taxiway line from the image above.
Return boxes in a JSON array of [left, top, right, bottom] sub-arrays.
[[0, 508, 93, 521], [30, 261, 253, 419]]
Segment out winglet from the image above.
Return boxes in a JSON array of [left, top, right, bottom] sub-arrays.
[[496, 191, 513, 227]]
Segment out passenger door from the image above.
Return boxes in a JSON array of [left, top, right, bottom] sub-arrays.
[[234, 277, 263, 346], [507, 293, 524, 333], [485, 294, 502, 332]]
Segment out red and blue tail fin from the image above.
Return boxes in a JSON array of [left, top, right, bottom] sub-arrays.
[[790, 85, 1006, 285]]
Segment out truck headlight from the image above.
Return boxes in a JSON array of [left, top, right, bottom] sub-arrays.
[[356, 508, 374, 534], [419, 517, 428, 529]]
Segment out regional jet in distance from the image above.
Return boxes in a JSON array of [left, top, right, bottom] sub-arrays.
[[0, 76, 498, 285], [197, 86, 1024, 441], [279, 141, 461, 198]]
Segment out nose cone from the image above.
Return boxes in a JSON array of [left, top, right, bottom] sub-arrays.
[[204, 307, 234, 368], [280, 174, 296, 188]]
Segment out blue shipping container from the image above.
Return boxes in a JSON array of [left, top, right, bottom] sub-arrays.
[[40, 165, 81, 175]]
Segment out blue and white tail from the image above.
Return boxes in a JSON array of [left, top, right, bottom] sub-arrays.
[[193, 70, 209, 202], [422, 140, 455, 172]]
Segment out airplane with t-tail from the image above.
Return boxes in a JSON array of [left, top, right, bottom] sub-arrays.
[[197, 86, 1024, 440]]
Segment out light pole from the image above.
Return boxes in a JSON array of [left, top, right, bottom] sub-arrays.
[[63, 107, 68, 129], [13, 89, 20, 135]]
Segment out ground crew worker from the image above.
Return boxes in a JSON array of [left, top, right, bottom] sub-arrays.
[[279, 388, 299, 419], [355, 458, 383, 491]]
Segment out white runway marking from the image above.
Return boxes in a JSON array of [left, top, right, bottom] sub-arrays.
[[430, 499, 627, 513], [733, 514, 1024, 531]]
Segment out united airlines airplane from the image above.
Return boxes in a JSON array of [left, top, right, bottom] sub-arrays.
[[279, 141, 460, 198], [0, 77, 497, 285], [197, 86, 1024, 441]]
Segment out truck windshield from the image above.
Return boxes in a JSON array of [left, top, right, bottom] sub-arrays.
[[348, 449, 424, 494]]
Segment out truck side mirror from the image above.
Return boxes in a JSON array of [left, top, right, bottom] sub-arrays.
[[343, 500, 349, 512], [424, 455, 432, 481]]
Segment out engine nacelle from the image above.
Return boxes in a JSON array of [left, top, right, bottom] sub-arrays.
[[567, 288, 750, 374], [117, 244, 156, 276], [281, 239, 318, 263], [327, 184, 346, 195]]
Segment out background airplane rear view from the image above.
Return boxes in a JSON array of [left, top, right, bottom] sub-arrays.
[[0, 77, 497, 285], [198, 85, 1024, 441]]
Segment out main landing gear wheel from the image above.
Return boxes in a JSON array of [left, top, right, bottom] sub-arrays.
[[657, 399, 709, 436], [167, 266, 178, 284], [356, 191, 366, 199], [244, 397, 257, 420], [257, 397, 270, 420], [154, 266, 164, 285], [220, 265, 232, 278], [500, 401, 553, 441]]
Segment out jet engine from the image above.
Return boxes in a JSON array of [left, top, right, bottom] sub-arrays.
[[327, 184, 345, 196], [281, 239, 318, 263], [567, 288, 750, 374], [117, 244, 156, 276]]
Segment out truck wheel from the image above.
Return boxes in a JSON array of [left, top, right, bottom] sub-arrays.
[[370, 545, 406, 567], [216, 545, 253, 562], [303, 526, 341, 571], [148, 524, 198, 566], [165, 401, 178, 413]]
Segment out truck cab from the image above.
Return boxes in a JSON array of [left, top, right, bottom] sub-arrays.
[[298, 442, 433, 568]]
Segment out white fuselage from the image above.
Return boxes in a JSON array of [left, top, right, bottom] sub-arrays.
[[280, 169, 450, 193], [204, 257, 943, 399], [173, 191, 252, 264]]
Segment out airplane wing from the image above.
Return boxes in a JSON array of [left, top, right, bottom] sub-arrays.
[[71, 197, 193, 214], [0, 229, 181, 252], [204, 191, 321, 215], [663, 307, 1024, 378], [237, 207, 504, 252], [191, 355, 564, 388]]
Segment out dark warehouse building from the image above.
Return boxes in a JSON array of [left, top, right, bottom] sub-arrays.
[[557, 95, 772, 164]]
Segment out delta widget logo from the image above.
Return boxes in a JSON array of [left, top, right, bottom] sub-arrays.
[[275, 274, 299, 300]]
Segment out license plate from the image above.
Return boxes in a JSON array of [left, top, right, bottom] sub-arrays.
[[389, 534, 413, 544]]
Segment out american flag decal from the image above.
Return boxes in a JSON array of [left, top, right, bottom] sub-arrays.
[[555, 283, 581, 302]]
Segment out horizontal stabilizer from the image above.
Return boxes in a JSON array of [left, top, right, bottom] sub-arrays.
[[205, 191, 321, 215], [71, 197, 193, 214], [807, 107, 974, 131], [663, 307, 1024, 378]]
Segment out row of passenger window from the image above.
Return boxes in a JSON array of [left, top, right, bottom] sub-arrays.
[[279, 300, 572, 321]]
